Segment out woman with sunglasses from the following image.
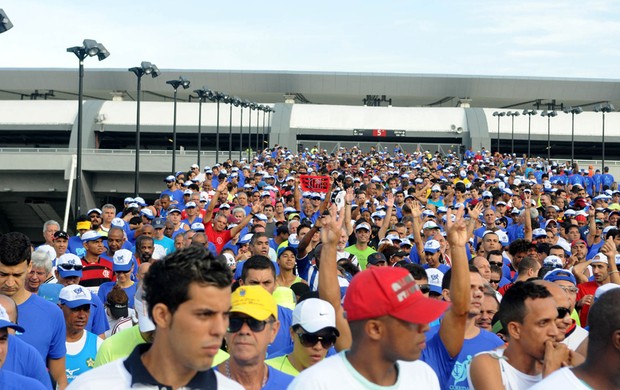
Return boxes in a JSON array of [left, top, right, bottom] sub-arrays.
[[266, 298, 339, 376]]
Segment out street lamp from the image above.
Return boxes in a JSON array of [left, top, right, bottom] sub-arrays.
[[540, 110, 558, 163], [522, 109, 537, 157], [261, 106, 267, 148], [66, 39, 110, 218], [166, 76, 191, 174], [248, 102, 256, 158], [207, 91, 224, 163], [129, 61, 160, 196], [492, 111, 505, 155], [0, 9, 13, 33], [193, 87, 211, 167], [256, 105, 264, 152], [506, 111, 520, 155], [562, 106, 583, 167], [594, 103, 615, 171], [239, 100, 249, 160], [267, 107, 274, 141], [227, 96, 241, 160]]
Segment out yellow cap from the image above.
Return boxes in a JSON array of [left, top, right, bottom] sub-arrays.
[[231, 285, 278, 321], [76, 221, 91, 230]]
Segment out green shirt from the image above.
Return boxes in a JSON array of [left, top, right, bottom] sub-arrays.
[[266, 354, 300, 376], [344, 245, 376, 270], [94, 325, 229, 367]]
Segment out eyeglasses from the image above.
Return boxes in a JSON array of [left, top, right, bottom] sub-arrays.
[[58, 263, 83, 271], [417, 283, 431, 294], [489, 261, 503, 267], [490, 279, 501, 284], [114, 270, 131, 274], [557, 307, 571, 319], [227, 316, 274, 333], [296, 332, 337, 349], [559, 285, 579, 294]]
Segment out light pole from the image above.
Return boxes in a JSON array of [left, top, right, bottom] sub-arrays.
[[194, 87, 210, 167], [226, 96, 241, 161], [267, 107, 274, 140], [0, 9, 13, 33], [594, 103, 615, 171], [562, 106, 583, 167], [129, 62, 160, 196], [248, 103, 255, 155], [256, 105, 262, 152], [492, 111, 505, 155], [506, 111, 520, 155], [166, 76, 191, 174], [239, 100, 249, 160], [522, 109, 537, 157], [207, 91, 224, 163], [541, 110, 557, 163], [67, 39, 109, 218], [261, 106, 267, 148]]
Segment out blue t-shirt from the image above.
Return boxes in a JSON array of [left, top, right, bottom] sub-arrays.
[[16, 293, 66, 361], [0, 369, 47, 390], [267, 305, 293, 357], [421, 326, 504, 390], [68, 236, 86, 258], [97, 282, 137, 309], [66, 331, 99, 383], [4, 335, 52, 389], [154, 236, 176, 256], [263, 365, 294, 390]]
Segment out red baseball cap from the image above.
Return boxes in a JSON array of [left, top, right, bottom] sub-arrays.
[[344, 267, 450, 324]]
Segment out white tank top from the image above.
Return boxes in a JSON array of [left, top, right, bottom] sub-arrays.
[[484, 348, 542, 390]]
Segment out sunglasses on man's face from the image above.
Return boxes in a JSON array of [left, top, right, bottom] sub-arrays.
[[58, 263, 83, 271], [296, 331, 337, 349], [557, 307, 571, 319], [417, 283, 431, 294], [227, 316, 274, 333], [489, 261, 503, 267]]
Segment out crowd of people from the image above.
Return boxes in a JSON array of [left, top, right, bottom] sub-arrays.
[[1, 145, 620, 389]]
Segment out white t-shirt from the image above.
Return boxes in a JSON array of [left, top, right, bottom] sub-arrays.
[[468, 348, 541, 390], [67, 358, 243, 390], [529, 367, 591, 390], [288, 350, 440, 389], [562, 325, 588, 352]]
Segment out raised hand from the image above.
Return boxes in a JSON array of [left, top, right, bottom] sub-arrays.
[[445, 205, 468, 247], [469, 201, 484, 221]]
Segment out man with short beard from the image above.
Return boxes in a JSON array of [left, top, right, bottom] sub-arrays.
[[135, 235, 155, 264]]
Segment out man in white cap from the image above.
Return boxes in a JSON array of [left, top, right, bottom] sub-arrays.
[[60, 285, 104, 384], [266, 297, 339, 376], [344, 222, 376, 270], [79, 230, 114, 293]]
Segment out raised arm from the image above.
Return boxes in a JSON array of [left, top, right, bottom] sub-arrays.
[[523, 191, 533, 242], [319, 204, 352, 351], [377, 192, 394, 240], [204, 181, 228, 224], [438, 206, 472, 357], [467, 202, 484, 240]]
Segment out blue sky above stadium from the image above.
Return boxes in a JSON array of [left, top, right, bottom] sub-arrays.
[[2, 0, 619, 79]]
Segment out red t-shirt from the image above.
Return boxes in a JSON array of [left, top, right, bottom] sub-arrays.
[[576, 280, 599, 327], [205, 223, 232, 254], [80, 257, 114, 289]]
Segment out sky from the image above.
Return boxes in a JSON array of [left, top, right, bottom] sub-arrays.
[[2, 1, 620, 79]]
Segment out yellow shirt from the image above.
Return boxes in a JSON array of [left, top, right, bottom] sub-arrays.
[[265, 354, 300, 376]]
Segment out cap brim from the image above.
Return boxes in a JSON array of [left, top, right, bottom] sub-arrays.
[[58, 270, 82, 278], [230, 305, 272, 321], [390, 296, 450, 324], [108, 304, 129, 318], [0, 320, 24, 333], [61, 298, 93, 309]]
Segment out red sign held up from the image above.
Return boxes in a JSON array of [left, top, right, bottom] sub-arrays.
[[299, 175, 331, 193]]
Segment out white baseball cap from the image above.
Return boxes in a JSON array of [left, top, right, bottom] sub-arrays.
[[292, 298, 339, 335]]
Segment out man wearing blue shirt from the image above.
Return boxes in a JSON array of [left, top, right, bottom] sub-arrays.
[[0, 232, 68, 389]]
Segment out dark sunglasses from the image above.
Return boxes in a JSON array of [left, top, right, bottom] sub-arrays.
[[58, 263, 83, 271], [557, 307, 571, 319], [490, 279, 501, 284], [489, 261, 503, 267], [114, 270, 131, 274], [417, 283, 431, 294], [296, 332, 337, 349], [227, 316, 274, 333]]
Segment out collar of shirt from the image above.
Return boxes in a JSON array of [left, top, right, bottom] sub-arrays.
[[123, 343, 217, 389]]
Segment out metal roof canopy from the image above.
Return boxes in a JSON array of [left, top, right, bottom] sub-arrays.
[[0, 68, 619, 110]]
